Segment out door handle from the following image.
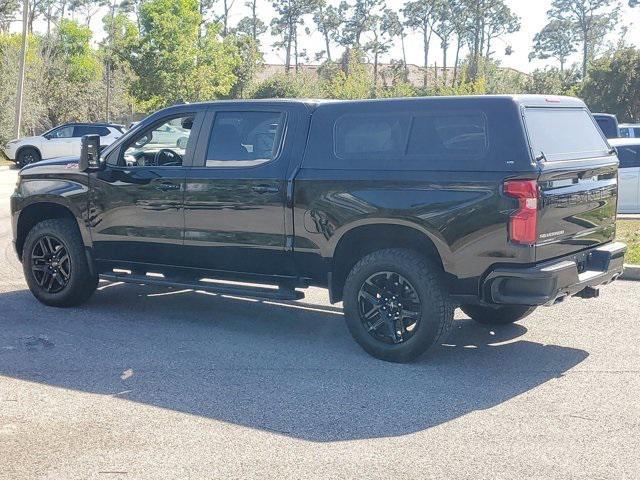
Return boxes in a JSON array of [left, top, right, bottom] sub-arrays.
[[156, 182, 181, 191], [252, 185, 280, 194]]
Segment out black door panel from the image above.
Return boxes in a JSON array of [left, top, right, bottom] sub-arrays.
[[183, 174, 289, 274], [88, 110, 205, 267], [182, 106, 305, 277], [89, 167, 186, 266]]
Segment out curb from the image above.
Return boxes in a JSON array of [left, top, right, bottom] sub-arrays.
[[621, 264, 640, 281]]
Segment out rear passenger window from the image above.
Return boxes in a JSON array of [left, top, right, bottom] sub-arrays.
[[407, 113, 487, 156], [617, 146, 640, 169], [335, 114, 409, 157], [334, 111, 487, 159], [74, 125, 110, 137], [206, 111, 284, 167]]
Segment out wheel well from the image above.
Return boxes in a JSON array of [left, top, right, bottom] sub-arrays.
[[330, 224, 444, 303], [16, 203, 76, 260]]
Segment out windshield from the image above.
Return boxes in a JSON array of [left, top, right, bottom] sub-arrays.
[[525, 108, 611, 162]]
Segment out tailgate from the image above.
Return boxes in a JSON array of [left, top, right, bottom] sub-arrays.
[[523, 107, 619, 262]]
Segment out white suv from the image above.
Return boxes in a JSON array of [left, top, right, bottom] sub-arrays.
[[4, 123, 124, 167]]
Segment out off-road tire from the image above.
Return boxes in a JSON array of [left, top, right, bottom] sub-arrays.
[[343, 249, 454, 363], [17, 147, 40, 167], [461, 304, 536, 325], [22, 219, 98, 307]]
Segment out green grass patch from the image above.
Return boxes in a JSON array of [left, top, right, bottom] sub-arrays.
[[618, 220, 640, 265]]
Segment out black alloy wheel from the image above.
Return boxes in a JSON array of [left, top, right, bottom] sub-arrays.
[[357, 271, 422, 345], [30, 235, 71, 294], [18, 147, 40, 167]]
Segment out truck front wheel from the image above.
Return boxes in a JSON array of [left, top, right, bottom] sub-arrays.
[[343, 249, 454, 363], [22, 219, 98, 307], [461, 304, 536, 325]]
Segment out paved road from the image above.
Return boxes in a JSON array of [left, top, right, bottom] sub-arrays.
[[1, 166, 639, 479]]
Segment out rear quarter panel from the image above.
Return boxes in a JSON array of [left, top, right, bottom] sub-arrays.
[[293, 169, 537, 294]]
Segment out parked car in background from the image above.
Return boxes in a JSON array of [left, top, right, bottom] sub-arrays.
[[619, 123, 640, 138], [3, 123, 125, 167], [611, 138, 640, 213], [593, 113, 620, 139]]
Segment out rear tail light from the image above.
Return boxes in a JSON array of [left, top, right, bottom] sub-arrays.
[[504, 179, 538, 245]]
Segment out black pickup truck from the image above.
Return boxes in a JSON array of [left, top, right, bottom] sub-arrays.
[[10, 95, 626, 362]]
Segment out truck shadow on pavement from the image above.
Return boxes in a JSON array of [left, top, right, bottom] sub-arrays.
[[0, 283, 589, 442]]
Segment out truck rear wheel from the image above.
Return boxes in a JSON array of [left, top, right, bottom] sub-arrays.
[[461, 304, 536, 325], [22, 219, 98, 307], [343, 249, 453, 363]]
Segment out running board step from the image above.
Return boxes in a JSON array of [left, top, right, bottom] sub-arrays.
[[99, 273, 305, 301]]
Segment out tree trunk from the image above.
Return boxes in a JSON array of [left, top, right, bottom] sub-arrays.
[[285, 20, 292, 73], [324, 30, 332, 62], [46, 5, 51, 36], [401, 33, 408, 79], [27, 1, 35, 32], [251, 0, 257, 41], [453, 37, 462, 86], [319, 4, 332, 62], [223, 0, 229, 37], [442, 44, 448, 86], [105, 0, 117, 122], [582, 35, 588, 78], [423, 28, 428, 88], [470, 2, 481, 80], [294, 23, 299, 73], [373, 50, 379, 96]]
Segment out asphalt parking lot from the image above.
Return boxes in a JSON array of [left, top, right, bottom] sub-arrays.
[[1, 166, 639, 479]]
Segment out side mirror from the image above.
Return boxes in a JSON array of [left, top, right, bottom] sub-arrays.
[[79, 134, 102, 172]]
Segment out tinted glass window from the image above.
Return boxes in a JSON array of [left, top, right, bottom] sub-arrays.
[[407, 113, 487, 156], [335, 114, 409, 157], [525, 108, 610, 161], [74, 125, 110, 137], [48, 125, 74, 139], [334, 112, 487, 159], [617, 146, 640, 169], [206, 111, 283, 167], [595, 117, 617, 138], [634, 128, 640, 138]]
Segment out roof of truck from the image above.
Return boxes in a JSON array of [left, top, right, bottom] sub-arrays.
[[163, 95, 586, 111]]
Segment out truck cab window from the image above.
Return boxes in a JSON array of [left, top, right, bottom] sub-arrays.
[[206, 111, 284, 167], [121, 115, 194, 167]]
